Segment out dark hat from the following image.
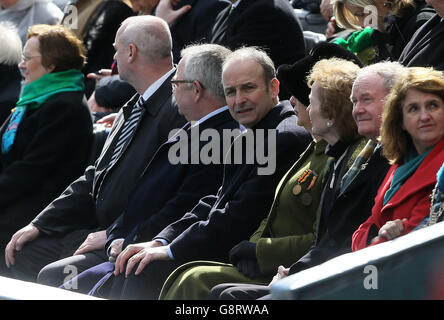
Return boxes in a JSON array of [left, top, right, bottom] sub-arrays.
[[94, 75, 136, 111], [277, 42, 363, 106]]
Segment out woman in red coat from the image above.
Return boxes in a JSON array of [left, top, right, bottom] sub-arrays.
[[352, 67, 444, 250]]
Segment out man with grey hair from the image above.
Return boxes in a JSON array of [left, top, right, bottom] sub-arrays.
[[80, 46, 311, 300], [0, 21, 22, 125], [5, 15, 186, 282]]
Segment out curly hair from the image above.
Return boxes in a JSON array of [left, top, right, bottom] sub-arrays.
[[381, 67, 444, 164], [27, 24, 86, 72], [307, 58, 361, 143]]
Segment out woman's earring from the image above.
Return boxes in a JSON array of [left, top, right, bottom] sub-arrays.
[[326, 121, 332, 128], [383, 1, 392, 7]]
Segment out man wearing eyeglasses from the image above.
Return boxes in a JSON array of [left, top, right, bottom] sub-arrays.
[[5, 15, 186, 284]]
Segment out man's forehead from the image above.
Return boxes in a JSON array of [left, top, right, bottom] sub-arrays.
[[223, 59, 263, 84], [353, 74, 384, 95]]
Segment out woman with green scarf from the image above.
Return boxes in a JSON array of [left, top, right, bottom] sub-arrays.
[[352, 67, 444, 250], [0, 24, 92, 275]]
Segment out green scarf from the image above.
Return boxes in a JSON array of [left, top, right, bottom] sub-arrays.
[[333, 27, 376, 66], [2, 69, 84, 154], [383, 147, 431, 205]]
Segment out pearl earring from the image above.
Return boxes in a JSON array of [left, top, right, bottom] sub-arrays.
[[326, 121, 332, 128]]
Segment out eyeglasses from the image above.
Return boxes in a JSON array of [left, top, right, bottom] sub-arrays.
[[171, 79, 194, 90], [21, 54, 41, 62]]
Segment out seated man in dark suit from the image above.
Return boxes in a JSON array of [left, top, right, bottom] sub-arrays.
[[4, 15, 187, 282], [36, 43, 239, 291], [210, 61, 406, 300], [66, 46, 312, 299]]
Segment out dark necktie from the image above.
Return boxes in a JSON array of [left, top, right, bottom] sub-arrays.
[[107, 96, 145, 170]]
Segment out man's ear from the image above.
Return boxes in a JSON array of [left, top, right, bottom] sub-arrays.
[[128, 43, 137, 63], [270, 78, 280, 99], [193, 80, 204, 102]]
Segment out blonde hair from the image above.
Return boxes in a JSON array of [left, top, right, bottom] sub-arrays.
[[307, 58, 361, 143], [332, 0, 416, 30], [381, 67, 444, 164]]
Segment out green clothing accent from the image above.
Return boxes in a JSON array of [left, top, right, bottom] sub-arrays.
[[160, 261, 269, 300], [159, 140, 330, 300], [383, 146, 431, 205], [333, 28, 376, 65], [252, 139, 329, 275], [16, 69, 84, 109]]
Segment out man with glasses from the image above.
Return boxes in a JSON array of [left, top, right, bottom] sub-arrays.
[[5, 15, 186, 283]]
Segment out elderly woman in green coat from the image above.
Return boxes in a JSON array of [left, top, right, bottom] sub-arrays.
[[159, 43, 364, 300]]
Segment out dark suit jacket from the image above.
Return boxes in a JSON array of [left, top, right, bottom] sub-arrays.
[[398, 14, 444, 70], [170, 0, 230, 63], [106, 109, 240, 251], [210, 0, 305, 72], [155, 102, 312, 263], [0, 64, 21, 125], [0, 91, 93, 243], [289, 144, 390, 274], [32, 72, 187, 236]]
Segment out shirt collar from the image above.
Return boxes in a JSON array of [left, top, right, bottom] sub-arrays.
[[141, 67, 175, 103], [190, 105, 229, 128]]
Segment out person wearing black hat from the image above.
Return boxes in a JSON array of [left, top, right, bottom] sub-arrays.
[[88, 75, 136, 123], [157, 42, 366, 300]]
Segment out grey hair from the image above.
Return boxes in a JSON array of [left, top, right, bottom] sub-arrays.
[[0, 22, 22, 65], [180, 43, 231, 101], [120, 16, 172, 63], [223, 46, 276, 84], [356, 61, 408, 90]]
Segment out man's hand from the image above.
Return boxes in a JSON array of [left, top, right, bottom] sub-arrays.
[[113, 240, 165, 277], [96, 113, 117, 128], [155, 0, 192, 27], [108, 239, 124, 263], [5, 224, 40, 267], [269, 265, 289, 286], [86, 69, 112, 83], [73, 230, 107, 255]]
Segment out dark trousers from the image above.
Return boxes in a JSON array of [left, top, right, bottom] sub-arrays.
[[10, 229, 90, 282], [91, 260, 183, 300], [38, 249, 108, 291]]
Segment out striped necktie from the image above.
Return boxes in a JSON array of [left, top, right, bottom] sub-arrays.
[[107, 96, 145, 170]]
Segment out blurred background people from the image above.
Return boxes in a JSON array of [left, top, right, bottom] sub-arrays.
[[0, 0, 63, 45], [331, 0, 434, 64]]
